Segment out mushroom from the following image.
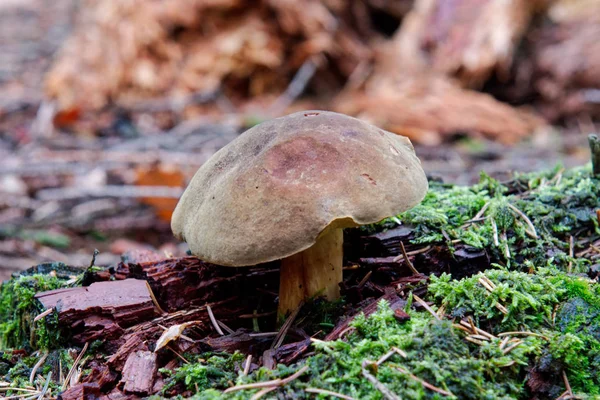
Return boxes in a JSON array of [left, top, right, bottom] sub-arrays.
[[171, 111, 428, 316]]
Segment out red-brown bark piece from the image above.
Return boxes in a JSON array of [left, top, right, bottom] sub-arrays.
[[82, 362, 119, 390], [35, 279, 158, 343], [106, 257, 279, 312], [58, 383, 101, 400], [119, 350, 158, 395], [107, 298, 243, 370]]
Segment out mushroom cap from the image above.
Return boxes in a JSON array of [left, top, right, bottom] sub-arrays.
[[171, 110, 428, 266]]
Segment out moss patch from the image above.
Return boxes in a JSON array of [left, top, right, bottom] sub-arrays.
[[0, 269, 80, 350]]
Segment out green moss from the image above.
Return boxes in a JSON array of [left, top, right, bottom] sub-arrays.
[[428, 268, 564, 332], [429, 267, 600, 395], [1, 349, 74, 395], [173, 302, 540, 399], [161, 352, 246, 394], [1, 165, 598, 399], [0, 273, 74, 350], [381, 165, 600, 272]]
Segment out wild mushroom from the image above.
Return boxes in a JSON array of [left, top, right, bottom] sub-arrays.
[[171, 111, 428, 316]]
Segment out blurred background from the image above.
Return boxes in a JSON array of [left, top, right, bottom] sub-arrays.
[[1, 0, 598, 278]]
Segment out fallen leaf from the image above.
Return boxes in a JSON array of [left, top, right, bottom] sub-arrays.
[[154, 321, 201, 352]]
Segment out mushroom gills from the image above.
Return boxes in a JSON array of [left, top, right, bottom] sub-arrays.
[[278, 227, 343, 317]]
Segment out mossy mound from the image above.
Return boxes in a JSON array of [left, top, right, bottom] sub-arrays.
[[1, 165, 599, 399]]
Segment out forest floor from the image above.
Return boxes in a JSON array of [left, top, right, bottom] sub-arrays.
[[1, 1, 600, 399]]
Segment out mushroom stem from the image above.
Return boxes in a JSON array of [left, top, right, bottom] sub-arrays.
[[278, 228, 343, 316]]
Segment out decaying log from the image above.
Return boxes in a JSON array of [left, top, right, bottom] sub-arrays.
[[334, 0, 547, 146], [393, 0, 541, 87], [119, 351, 157, 395], [336, 74, 544, 146], [96, 256, 280, 312], [35, 279, 159, 343], [202, 329, 271, 354], [528, 3, 600, 120], [107, 298, 244, 370], [45, 0, 370, 111]]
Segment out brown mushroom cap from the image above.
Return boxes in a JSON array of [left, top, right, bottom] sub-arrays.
[[171, 110, 428, 266]]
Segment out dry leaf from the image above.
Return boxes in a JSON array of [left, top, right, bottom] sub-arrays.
[[135, 164, 185, 222], [154, 321, 200, 352]]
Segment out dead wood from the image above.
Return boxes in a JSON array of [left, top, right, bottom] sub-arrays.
[[35, 279, 159, 343], [528, 2, 600, 120], [335, 74, 544, 146], [392, 0, 542, 87], [103, 256, 279, 312], [45, 0, 370, 111], [119, 351, 158, 395], [57, 382, 101, 400]]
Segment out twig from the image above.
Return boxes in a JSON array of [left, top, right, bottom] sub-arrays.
[[589, 134, 600, 176], [474, 202, 491, 220], [467, 334, 490, 342], [460, 202, 490, 228], [248, 332, 279, 338], [502, 341, 523, 355], [268, 58, 319, 116], [239, 311, 276, 319], [243, 355, 252, 376], [168, 345, 190, 364], [498, 331, 549, 340], [392, 246, 433, 263], [500, 231, 511, 259], [217, 320, 235, 335], [396, 366, 454, 397], [392, 347, 408, 358], [271, 301, 304, 349], [146, 282, 167, 315], [206, 304, 225, 336], [478, 276, 509, 315], [399, 242, 420, 275], [223, 365, 309, 393], [29, 352, 48, 384], [458, 320, 496, 339], [563, 370, 573, 398], [376, 347, 406, 366], [507, 203, 538, 238], [499, 336, 511, 350], [358, 271, 373, 288], [376, 350, 396, 366], [33, 308, 53, 323], [36, 185, 184, 201], [305, 388, 356, 400], [250, 387, 277, 400], [361, 362, 401, 400], [62, 342, 88, 391], [37, 372, 52, 400], [412, 294, 441, 321], [465, 336, 486, 345], [491, 218, 499, 246]]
